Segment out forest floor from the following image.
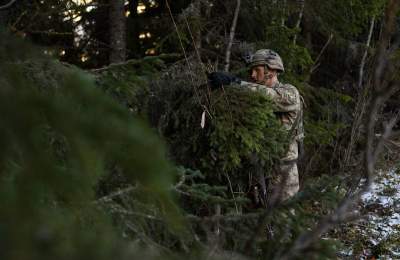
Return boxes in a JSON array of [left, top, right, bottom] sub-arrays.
[[336, 167, 400, 259]]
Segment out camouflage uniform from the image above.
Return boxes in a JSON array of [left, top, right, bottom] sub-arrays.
[[243, 50, 302, 201]]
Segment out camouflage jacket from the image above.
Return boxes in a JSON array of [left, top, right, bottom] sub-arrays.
[[240, 80, 303, 139]]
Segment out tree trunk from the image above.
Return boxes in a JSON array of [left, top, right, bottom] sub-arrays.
[[109, 0, 126, 63]]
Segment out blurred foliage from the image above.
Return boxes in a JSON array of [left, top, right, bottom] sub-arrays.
[[0, 30, 181, 260]]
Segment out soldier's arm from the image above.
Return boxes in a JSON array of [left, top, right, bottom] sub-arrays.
[[239, 81, 300, 112]]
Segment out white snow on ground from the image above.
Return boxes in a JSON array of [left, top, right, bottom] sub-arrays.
[[356, 168, 400, 258], [336, 168, 400, 259]]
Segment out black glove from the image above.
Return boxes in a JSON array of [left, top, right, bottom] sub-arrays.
[[207, 71, 241, 89]]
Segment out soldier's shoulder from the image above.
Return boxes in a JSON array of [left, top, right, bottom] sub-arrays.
[[276, 82, 299, 94], [279, 82, 298, 90]]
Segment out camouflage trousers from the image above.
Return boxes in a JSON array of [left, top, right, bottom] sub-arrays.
[[275, 140, 299, 201], [249, 140, 299, 206]]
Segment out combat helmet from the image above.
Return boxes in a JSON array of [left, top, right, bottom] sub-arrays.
[[248, 49, 284, 72]]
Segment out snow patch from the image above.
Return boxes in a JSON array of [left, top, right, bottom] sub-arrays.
[[339, 168, 400, 258]]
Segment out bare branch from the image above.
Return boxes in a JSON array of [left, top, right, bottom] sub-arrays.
[[279, 1, 400, 257], [0, 0, 17, 10], [358, 17, 375, 89], [224, 0, 241, 72], [310, 33, 333, 74], [95, 185, 137, 204], [281, 92, 397, 259], [293, 0, 305, 45]]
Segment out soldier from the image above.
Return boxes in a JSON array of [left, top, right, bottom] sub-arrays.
[[208, 49, 303, 201]]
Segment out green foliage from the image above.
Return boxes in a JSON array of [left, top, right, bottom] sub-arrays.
[[206, 86, 288, 175], [307, 0, 387, 37], [150, 68, 287, 188], [262, 25, 314, 81], [175, 167, 244, 216], [0, 37, 349, 260], [3, 0, 387, 256], [0, 31, 181, 259], [141, 60, 348, 257], [93, 55, 167, 114], [301, 84, 352, 145], [257, 174, 345, 259]]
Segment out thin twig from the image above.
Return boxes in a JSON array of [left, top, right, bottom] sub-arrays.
[[358, 17, 375, 89], [224, 173, 239, 214], [95, 185, 137, 203], [0, 0, 18, 10], [293, 0, 305, 45], [182, 3, 207, 73], [224, 0, 241, 72], [165, 0, 212, 119], [310, 33, 333, 73]]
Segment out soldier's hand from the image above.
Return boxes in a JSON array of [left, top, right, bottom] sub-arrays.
[[207, 71, 241, 89]]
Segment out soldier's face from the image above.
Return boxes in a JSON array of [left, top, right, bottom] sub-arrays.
[[250, 65, 265, 84], [250, 65, 277, 86], [250, 65, 266, 84]]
